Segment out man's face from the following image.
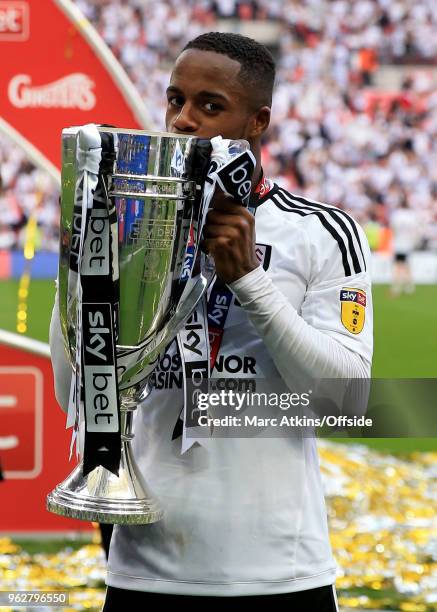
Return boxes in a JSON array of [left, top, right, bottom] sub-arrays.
[[165, 49, 254, 141]]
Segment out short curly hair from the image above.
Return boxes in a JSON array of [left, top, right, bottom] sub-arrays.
[[182, 32, 275, 108]]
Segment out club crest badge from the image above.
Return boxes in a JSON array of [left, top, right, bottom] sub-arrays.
[[340, 288, 366, 334]]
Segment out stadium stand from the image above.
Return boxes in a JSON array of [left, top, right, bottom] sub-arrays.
[[1, 0, 436, 253]]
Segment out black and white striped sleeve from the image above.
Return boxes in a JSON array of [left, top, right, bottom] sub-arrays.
[[228, 192, 373, 382], [273, 188, 367, 279]]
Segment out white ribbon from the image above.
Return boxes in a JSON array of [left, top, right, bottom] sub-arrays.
[[66, 124, 103, 460], [177, 136, 255, 453]]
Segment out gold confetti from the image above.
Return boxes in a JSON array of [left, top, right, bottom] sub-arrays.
[[319, 441, 437, 611], [1, 442, 436, 610]]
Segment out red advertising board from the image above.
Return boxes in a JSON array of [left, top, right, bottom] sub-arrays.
[[0, 367, 42, 478], [0, 335, 92, 532], [0, 0, 150, 171], [0, 1, 29, 41]]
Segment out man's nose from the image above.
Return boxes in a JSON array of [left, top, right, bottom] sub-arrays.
[[171, 103, 199, 134]]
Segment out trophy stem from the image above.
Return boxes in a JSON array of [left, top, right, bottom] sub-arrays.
[[46, 401, 164, 525]]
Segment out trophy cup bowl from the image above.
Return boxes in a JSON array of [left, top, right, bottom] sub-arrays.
[[47, 126, 211, 524]]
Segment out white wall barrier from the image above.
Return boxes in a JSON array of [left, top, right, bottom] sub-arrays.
[[371, 252, 437, 284]]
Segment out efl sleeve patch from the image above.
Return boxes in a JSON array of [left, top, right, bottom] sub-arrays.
[[340, 288, 366, 334]]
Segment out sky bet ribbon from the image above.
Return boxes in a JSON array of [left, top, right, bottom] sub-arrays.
[[70, 125, 121, 477], [173, 138, 256, 451]]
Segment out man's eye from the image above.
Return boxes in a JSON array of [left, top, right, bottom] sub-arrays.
[[203, 102, 222, 113], [168, 96, 184, 108]]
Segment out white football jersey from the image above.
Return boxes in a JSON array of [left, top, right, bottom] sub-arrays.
[[391, 207, 420, 254], [104, 183, 373, 596]]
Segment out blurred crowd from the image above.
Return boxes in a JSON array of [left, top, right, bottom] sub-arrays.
[[1, 0, 437, 252], [0, 136, 59, 251]]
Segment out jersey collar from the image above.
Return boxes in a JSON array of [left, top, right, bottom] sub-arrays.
[[250, 171, 274, 209]]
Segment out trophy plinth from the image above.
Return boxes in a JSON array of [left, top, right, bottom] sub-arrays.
[[47, 403, 164, 524]]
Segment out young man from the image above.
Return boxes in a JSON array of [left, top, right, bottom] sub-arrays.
[[50, 32, 372, 610]]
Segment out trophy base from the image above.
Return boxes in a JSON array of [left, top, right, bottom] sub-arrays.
[[47, 462, 164, 525]]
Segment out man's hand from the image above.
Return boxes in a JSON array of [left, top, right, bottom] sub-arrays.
[[201, 190, 259, 285]]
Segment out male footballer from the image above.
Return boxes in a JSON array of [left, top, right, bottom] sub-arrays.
[[50, 32, 373, 610]]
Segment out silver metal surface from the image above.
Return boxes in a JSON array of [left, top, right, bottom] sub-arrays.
[[47, 126, 208, 524], [47, 402, 164, 524]]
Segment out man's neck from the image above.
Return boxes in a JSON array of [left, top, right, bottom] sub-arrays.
[[250, 141, 262, 192], [251, 164, 263, 192]]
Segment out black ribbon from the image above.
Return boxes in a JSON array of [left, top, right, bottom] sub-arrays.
[[171, 143, 256, 443], [80, 132, 121, 477]]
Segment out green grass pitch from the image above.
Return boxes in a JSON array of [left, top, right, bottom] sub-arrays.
[[1, 280, 436, 453]]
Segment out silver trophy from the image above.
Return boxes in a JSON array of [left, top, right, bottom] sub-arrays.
[[47, 125, 213, 525]]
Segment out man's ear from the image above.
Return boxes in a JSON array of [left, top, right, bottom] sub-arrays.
[[248, 106, 271, 139]]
